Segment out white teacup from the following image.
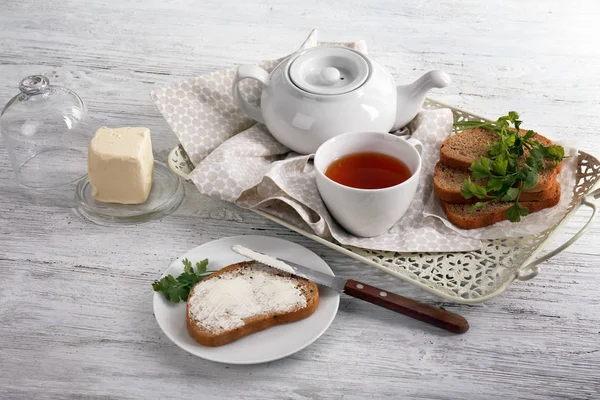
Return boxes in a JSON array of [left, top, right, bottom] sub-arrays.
[[314, 131, 423, 237]]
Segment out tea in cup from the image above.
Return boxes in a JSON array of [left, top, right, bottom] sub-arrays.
[[314, 131, 422, 237]]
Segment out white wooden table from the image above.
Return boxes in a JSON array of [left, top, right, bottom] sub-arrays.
[[1, 1, 600, 399]]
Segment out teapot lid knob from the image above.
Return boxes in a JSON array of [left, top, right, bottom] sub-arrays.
[[320, 67, 341, 85]]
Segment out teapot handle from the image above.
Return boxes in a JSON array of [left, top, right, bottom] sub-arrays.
[[232, 65, 270, 124]]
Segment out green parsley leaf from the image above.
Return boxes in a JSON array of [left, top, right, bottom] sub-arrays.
[[470, 157, 493, 179], [469, 201, 489, 213], [152, 258, 216, 303], [176, 272, 199, 287], [486, 178, 504, 193], [182, 258, 193, 274], [523, 130, 536, 140], [505, 132, 517, 147], [472, 185, 490, 199], [461, 178, 490, 200], [501, 188, 520, 202], [507, 111, 520, 124], [505, 202, 529, 222], [195, 258, 208, 274], [460, 178, 475, 199], [527, 146, 545, 169], [453, 120, 502, 133], [492, 156, 508, 176], [545, 145, 565, 162], [522, 167, 539, 191], [152, 275, 189, 303], [488, 139, 506, 158]]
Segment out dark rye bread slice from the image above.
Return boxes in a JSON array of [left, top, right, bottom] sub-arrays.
[[440, 127, 562, 178], [186, 261, 319, 347], [433, 162, 559, 204], [441, 182, 561, 230]]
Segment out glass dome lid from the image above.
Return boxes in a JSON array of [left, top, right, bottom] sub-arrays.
[[1, 75, 90, 189]]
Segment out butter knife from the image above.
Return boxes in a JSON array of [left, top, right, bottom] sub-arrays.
[[231, 245, 469, 334]]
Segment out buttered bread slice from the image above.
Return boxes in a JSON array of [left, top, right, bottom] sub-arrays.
[[186, 261, 319, 347]]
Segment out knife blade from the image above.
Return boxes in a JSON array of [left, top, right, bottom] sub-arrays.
[[231, 244, 347, 291], [231, 245, 469, 334]]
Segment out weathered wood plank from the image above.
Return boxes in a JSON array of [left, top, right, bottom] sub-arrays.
[[1, 0, 600, 399]]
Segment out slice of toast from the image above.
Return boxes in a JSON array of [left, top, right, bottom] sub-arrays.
[[439, 127, 562, 175], [433, 162, 559, 204], [186, 261, 319, 347], [440, 182, 561, 229]]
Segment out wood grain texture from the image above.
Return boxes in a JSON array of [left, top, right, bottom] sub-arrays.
[[1, 0, 600, 399]]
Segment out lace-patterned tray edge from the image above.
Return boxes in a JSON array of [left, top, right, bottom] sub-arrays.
[[168, 98, 600, 303]]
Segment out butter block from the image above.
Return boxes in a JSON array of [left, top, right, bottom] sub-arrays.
[[88, 127, 154, 204]]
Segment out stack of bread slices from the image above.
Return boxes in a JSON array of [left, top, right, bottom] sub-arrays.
[[434, 128, 562, 229]]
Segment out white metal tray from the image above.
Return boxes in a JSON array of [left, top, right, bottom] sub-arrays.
[[167, 99, 600, 303]]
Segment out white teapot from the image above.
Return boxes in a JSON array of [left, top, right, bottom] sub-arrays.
[[232, 46, 450, 154]]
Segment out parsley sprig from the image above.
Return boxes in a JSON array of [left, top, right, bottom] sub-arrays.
[[454, 111, 565, 222], [152, 258, 216, 303]]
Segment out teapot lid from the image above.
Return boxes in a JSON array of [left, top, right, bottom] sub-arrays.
[[288, 47, 370, 95]]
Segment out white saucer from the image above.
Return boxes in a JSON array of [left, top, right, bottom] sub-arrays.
[[153, 235, 340, 364]]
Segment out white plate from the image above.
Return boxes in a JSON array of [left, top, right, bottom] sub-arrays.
[[153, 235, 340, 364]]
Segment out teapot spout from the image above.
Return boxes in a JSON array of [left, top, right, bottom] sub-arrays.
[[393, 70, 450, 131]]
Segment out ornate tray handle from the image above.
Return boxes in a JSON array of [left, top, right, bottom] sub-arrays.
[[517, 187, 600, 281]]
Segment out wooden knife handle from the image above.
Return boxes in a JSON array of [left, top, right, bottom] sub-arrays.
[[343, 279, 469, 334]]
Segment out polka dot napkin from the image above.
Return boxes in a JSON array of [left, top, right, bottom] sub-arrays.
[[150, 30, 482, 252]]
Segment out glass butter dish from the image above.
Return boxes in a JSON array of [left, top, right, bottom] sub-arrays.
[[75, 161, 184, 225], [1, 74, 184, 224]]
